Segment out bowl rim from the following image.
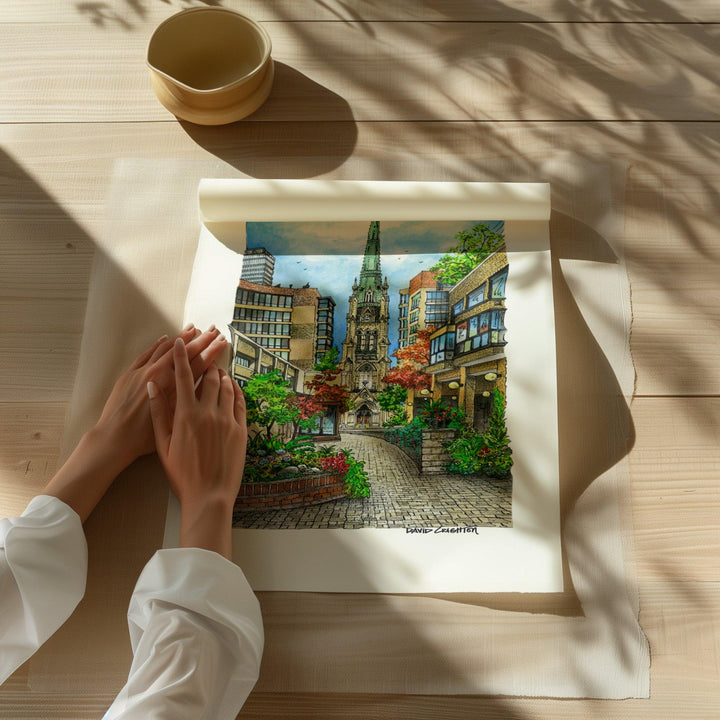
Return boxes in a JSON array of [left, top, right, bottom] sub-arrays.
[[146, 6, 273, 95]]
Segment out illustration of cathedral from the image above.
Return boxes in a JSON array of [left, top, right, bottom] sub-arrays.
[[339, 221, 392, 428]]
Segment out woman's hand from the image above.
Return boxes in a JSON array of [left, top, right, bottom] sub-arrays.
[[43, 326, 228, 523], [96, 326, 227, 470], [148, 338, 247, 559]]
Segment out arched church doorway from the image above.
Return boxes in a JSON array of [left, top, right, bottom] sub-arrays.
[[356, 406, 372, 426]]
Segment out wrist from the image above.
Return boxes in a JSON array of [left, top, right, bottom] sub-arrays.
[[86, 421, 135, 473], [179, 494, 235, 559]]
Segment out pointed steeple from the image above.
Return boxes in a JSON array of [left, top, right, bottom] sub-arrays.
[[357, 221, 382, 302]]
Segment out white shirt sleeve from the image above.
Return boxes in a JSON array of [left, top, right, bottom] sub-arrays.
[[103, 547, 264, 720], [0, 495, 88, 684]]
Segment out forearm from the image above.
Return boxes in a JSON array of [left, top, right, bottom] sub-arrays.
[[43, 425, 131, 523], [179, 495, 234, 560]]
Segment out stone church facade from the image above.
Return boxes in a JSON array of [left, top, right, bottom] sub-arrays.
[[339, 221, 392, 428]]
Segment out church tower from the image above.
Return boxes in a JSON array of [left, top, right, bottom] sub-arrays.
[[340, 221, 391, 428]]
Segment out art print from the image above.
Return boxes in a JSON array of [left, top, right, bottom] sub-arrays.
[[175, 179, 560, 592], [230, 220, 513, 531]]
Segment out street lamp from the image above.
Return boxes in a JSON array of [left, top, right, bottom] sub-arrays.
[[484, 372, 498, 382]]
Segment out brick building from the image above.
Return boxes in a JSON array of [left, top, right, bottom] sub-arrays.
[[397, 270, 450, 348], [424, 247, 509, 431]]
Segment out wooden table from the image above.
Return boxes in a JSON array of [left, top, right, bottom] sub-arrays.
[[1, 2, 718, 717]]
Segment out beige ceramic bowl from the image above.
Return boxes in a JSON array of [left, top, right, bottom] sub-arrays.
[[147, 7, 273, 125]]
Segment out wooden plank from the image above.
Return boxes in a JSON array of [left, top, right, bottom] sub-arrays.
[[0, 402, 65, 516], [1, 22, 719, 122], [629, 397, 720, 582], [0, 333, 81, 403], [2, 0, 719, 24]]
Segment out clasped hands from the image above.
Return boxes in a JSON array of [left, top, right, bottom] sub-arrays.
[[44, 326, 246, 558]]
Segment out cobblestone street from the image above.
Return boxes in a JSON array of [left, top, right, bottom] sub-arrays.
[[233, 432, 512, 530]]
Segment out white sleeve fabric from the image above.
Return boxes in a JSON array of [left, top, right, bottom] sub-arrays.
[[0, 495, 88, 685], [103, 548, 264, 720]]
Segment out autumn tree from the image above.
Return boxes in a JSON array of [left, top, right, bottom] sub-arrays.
[[382, 328, 433, 390], [288, 393, 325, 438], [305, 347, 351, 413], [429, 222, 505, 285]]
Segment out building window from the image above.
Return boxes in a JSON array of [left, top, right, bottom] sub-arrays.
[[467, 284, 485, 309], [457, 310, 505, 355], [429, 331, 455, 365], [409, 310, 419, 324], [489, 269, 508, 299], [411, 294, 421, 309], [234, 352, 253, 368], [452, 299, 464, 316], [399, 306, 408, 318], [399, 293, 409, 305]]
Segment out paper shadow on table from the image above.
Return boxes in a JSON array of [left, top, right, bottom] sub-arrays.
[[179, 62, 358, 178]]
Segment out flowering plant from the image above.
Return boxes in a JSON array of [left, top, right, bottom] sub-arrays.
[[320, 453, 350, 475]]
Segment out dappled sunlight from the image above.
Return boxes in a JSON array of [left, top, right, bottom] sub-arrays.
[[2, 0, 717, 710]]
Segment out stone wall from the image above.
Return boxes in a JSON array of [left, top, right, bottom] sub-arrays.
[[420, 427, 456, 474], [234, 471, 346, 512]]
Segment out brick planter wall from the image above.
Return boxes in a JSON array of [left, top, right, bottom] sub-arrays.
[[420, 427, 456, 474], [234, 471, 347, 512]]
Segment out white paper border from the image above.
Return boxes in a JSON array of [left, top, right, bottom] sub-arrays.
[[167, 180, 561, 593]]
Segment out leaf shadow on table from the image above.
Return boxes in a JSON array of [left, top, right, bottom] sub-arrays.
[[0, 148, 528, 717], [180, 62, 358, 178]]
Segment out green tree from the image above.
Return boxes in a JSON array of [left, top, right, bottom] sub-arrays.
[[377, 384, 407, 413], [429, 223, 505, 285], [243, 369, 299, 440], [478, 388, 513, 479]]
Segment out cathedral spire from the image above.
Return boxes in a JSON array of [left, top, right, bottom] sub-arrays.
[[358, 221, 382, 301]]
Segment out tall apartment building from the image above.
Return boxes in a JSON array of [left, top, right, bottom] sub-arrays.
[[397, 270, 450, 348], [240, 247, 275, 286], [315, 296, 335, 364], [232, 279, 334, 372]]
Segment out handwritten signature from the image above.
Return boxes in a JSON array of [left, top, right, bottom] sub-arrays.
[[405, 527, 479, 535]]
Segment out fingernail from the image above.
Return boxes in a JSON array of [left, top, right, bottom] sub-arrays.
[[183, 322, 194, 331], [174, 337, 184, 349], [158, 334, 168, 342], [208, 324, 216, 332], [147, 381, 157, 399]]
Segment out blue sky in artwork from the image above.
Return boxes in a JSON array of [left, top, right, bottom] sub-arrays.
[[246, 221, 503, 360]]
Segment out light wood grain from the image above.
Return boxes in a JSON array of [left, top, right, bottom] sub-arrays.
[[1, 22, 719, 122], [4, 0, 720, 24], [1, 1, 719, 715]]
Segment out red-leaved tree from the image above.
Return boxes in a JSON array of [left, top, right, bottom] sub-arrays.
[[305, 348, 351, 413], [382, 328, 433, 390]]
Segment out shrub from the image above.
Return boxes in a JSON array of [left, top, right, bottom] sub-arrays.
[[444, 389, 512, 479], [343, 455, 371, 498], [384, 415, 427, 452]]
